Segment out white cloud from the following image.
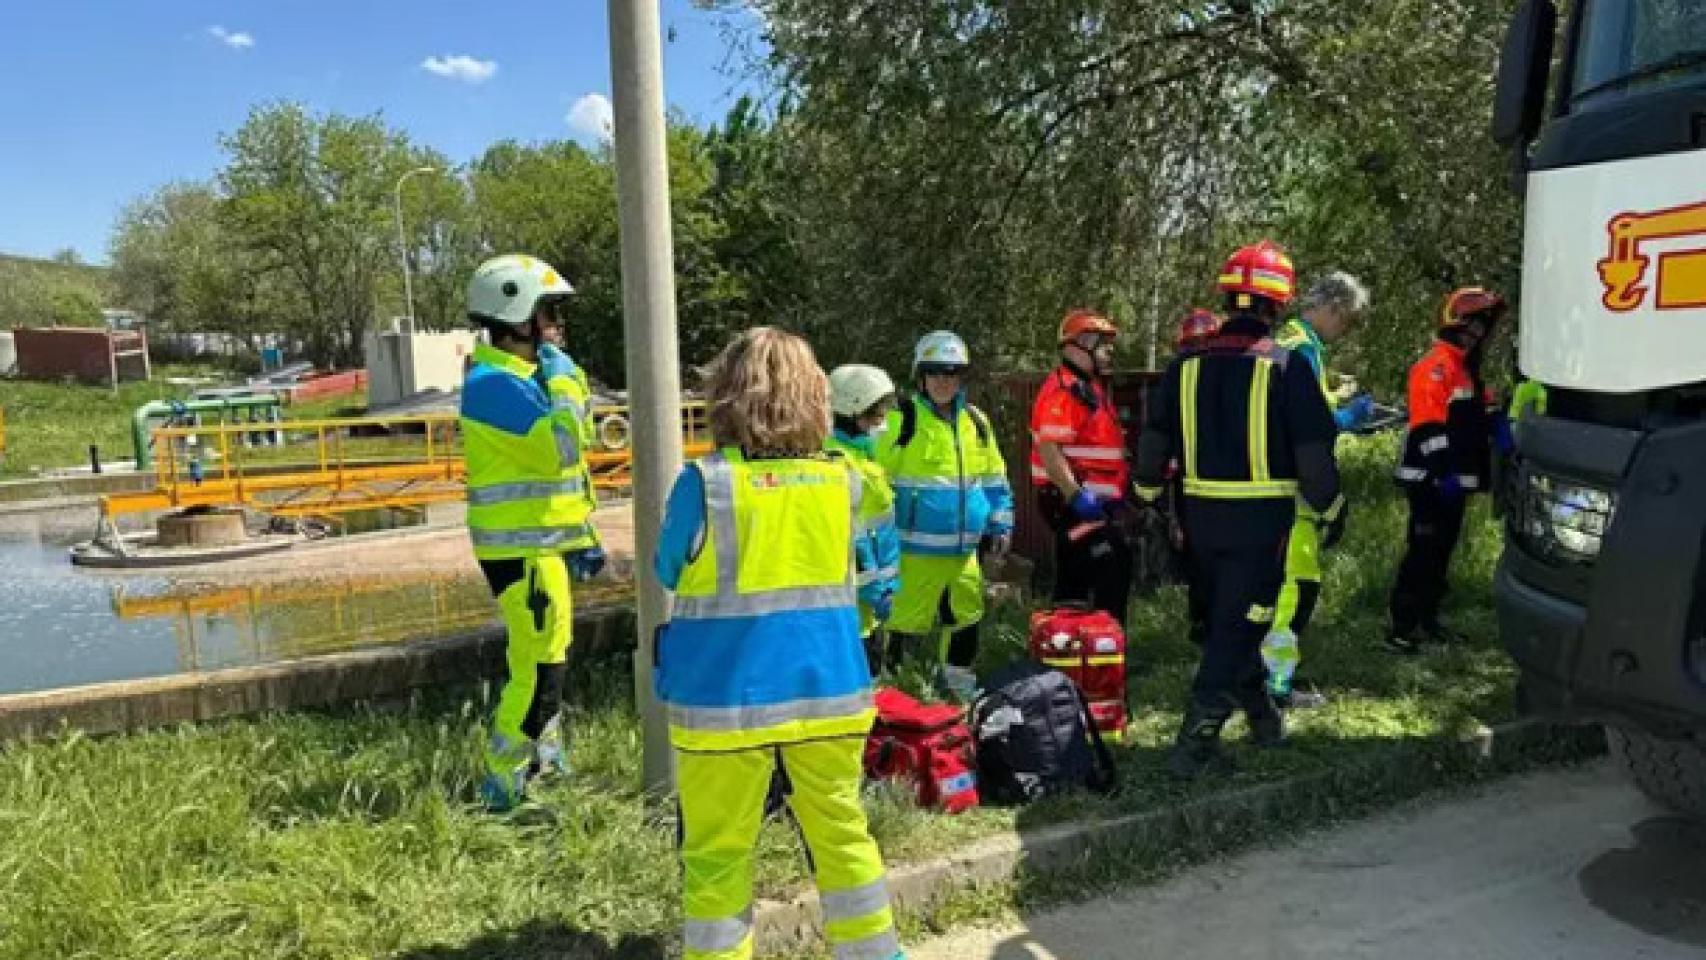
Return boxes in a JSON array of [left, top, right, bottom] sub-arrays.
[[421, 55, 498, 84], [207, 26, 255, 50], [566, 93, 614, 141]]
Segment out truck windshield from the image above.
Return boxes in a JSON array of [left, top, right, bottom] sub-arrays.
[[1567, 0, 1706, 108]]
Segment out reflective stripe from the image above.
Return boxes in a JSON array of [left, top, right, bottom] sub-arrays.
[[856, 565, 899, 587], [551, 394, 587, 422], [1083, 481, 1122, 498], [891, 476, 971, 490], [1029, 464, 1051, 479], [466, 478, 586, 506], [1394, 466, 1429, 481], [822, 878, 891, 922], [1450, 387, 1474, 401], [899, 530, 965, 549], [1041, 655, 1125, 668], [832, 927, 903, 960], [976, 473, 1010, 487], [1061, 445, 1124, 460], [1180, 358, 1200, 479], [1248, 359, 1272, 482], [1134, 484, 1163, 502], [669, 690, 873, 732], [1458, 475, 1481, 489], [469, 524, 593, 549], [672, 584, 854, 620], [551, 422, 580, 467], [699, 453, 741, 599], [1183, 478, 1298, 499], [1419, 435, 1450, 455], [683, 910, 753, 953], [989, 509, 1015, 524]]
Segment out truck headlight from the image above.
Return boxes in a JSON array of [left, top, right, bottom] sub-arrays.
[[1522, 474, 1616, 561]]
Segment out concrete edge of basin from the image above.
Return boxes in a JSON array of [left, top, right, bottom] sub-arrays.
[[0, 603, 638, 743], [750, 718, 1610, 956]]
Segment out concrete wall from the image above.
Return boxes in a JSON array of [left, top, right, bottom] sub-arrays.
[[0, 604, 637, 742], [365, 323, 476, 408]]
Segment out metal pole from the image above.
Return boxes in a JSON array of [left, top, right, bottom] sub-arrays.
[[393, 166, 438, 325], [610, 0, 683, 798]]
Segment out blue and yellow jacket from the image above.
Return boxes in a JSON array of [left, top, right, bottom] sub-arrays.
[[459, 342, 599, 560], [828, 429, 901, 633], [655, 449, 876, 751], [875, 392, 1014, 557], [1276, 317, 1361, 433]]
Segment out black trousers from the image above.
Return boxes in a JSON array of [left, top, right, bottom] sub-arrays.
[[1389, 484, 1469, 634], [1051, 510, 1135, 625], [1181, 499, 1293, 707]]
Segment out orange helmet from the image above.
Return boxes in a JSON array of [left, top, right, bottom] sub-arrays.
[[1176, 308, 1221, 348], [1440, 286, 1507, 328], [1059, 308, 1117, 345], [1218, 240, 1296, 306]]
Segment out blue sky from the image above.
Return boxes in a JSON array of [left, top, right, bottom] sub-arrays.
[[0, 1, 765, 263]]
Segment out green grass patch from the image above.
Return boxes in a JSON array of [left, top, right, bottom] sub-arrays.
[[0, 434, 1537, 959]]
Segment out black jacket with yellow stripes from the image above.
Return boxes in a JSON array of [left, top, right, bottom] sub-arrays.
[[1135, 315, 1341, 517]]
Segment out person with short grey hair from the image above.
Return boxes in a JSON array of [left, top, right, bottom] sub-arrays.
[[1264, 269, 1374, 711]]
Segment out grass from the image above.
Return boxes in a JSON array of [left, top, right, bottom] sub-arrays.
[[0, 364, 369, 478], [0, 434, 1537, 959]]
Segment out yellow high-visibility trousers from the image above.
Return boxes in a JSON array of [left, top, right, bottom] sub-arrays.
[[480, 554, 573, 807], [889, 551, 984, 638], [1273, 514, 1323, 634], [677, 737, 901, 960]]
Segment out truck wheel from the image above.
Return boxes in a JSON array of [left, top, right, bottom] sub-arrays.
[[1607, 725, 1706, 819]]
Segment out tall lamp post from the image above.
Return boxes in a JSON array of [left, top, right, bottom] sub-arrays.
[[393, 165, 439, 325]]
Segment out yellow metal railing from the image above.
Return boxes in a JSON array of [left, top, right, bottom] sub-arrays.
[[99, 403, 712, 521]]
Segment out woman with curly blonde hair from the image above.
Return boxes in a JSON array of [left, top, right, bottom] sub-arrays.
[[655, 327, 904, 960]]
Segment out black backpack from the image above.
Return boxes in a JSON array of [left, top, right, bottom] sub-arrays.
[[969, 660, 1117, 804]]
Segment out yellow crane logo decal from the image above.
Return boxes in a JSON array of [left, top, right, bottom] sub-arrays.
[[1599, 199, 1706, 312]]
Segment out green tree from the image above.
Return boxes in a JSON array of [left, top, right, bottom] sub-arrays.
[[218, 102, 457, 367]]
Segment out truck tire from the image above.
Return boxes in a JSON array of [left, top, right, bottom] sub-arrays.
[[1607, 725, 1706, 819]]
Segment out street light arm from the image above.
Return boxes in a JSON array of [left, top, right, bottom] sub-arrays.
[[393, 165, 441, 324]]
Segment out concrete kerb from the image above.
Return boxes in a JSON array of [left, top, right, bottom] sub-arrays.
[[751, 718, 1608, 955], [0, 604, 637, 743]]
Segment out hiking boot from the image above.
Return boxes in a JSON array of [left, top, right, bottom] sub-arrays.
[[1420, 621, 1467, 646], [1168, 700, 1233, 780], [1384, 629, 1425, 656], [1242, 690, 1287, 748]]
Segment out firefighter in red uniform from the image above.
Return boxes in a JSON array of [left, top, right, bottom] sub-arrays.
[[1031, 309, 1132, 623], [1387, 287, 1508, 654]]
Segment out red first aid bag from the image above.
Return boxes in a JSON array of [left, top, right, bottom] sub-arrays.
[[863, 686, 980, 814], [1028, 606, 1130, 741]]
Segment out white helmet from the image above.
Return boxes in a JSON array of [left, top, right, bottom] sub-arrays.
[[913, 330, 971, 374], [467, 254, 573, 327], [829, 364, 897, 418]]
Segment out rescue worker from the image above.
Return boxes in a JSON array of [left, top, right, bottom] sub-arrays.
[[877, 331, 1014, 701], [655, 328, 902, 960], [1388, 287, 1506, 654], [1267, 271, 1373, 708], [828, 363, 902, 674], [1030, 309, 1132, 623], [1135, 241, 1345, 779], [459, 254, 605, 811]]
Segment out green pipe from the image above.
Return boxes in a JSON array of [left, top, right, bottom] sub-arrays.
[[132, 395, 282, 470]]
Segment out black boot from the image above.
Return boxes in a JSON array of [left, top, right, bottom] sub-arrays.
[[1241, 688, 1287, 747], [1169, 699, 1233, 780]]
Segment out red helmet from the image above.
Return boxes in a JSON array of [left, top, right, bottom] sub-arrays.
[[1059, 309, 1117, 344], [1440, 286, 1506, 328], [1176, 308, 1221, 348], [1218, 240, 1296, 306]]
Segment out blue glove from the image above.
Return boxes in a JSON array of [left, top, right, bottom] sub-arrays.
[[1437, 475, 1466, 501], [1335, 393, 1376, 431], [1492, 415, 1516, 457], [536, 343, 576, 383], [567, 546, 606, 582], [1069, 488, 1106, 522]]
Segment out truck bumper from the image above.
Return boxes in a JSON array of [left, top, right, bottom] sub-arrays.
[[1496, 415, 1706, 737]]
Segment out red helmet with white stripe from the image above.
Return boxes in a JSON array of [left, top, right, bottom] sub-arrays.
[[1218, 241, 1296, 307]]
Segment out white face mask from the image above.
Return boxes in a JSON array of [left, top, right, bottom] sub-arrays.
[[866, 421, 889, 439]]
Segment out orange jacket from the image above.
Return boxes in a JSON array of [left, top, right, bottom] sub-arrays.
[[1029, 365, 1130, 499], [1396, 340, 1496, 489]]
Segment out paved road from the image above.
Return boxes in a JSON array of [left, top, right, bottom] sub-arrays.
[[911, 761, 1706, 960]]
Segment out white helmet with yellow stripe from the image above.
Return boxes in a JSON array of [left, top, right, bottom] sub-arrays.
[[467, 254, 574, 328]]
